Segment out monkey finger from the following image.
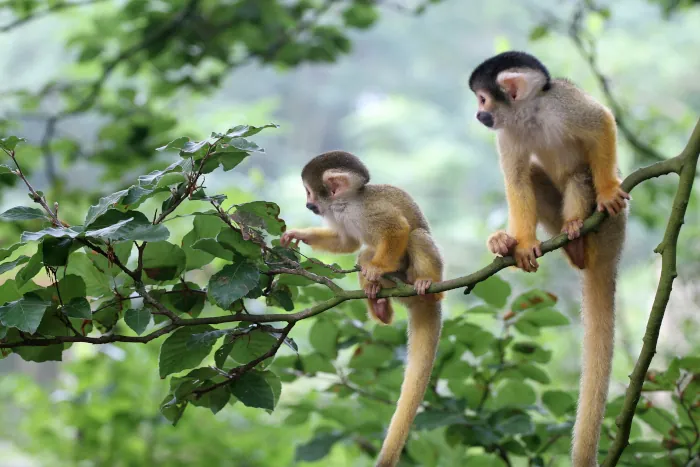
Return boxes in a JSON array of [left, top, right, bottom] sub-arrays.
[[620, 190, 631, 200], [533, 244, 542, 258]]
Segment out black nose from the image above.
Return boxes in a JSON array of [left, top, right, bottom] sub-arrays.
[[306, 203, 319, 214], [477, 111, 494, 128]]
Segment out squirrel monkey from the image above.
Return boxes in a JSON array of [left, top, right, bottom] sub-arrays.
[[280, 151, 444, 467], [469, 51, 628, 467]]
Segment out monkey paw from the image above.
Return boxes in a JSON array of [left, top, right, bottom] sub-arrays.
[[280, 230, 308, 248], [562, 218, 584, 240], [361, 264, 386, 282], [487, 230, 518, 256], [413, 278, 432, 295], [597, 186, 630, 216], [364, 281, 382, 300], [513, 240, 542, 273]]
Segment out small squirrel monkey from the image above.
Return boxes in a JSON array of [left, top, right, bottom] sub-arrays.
[[280, 151, 444, 467], [469, 51, 628, 467]]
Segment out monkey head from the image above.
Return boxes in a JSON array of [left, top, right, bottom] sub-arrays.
[[468, 51, 551, 130], [300, 151, 370, 216]]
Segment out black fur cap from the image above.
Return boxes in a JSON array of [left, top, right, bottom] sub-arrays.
[[301, 151, 370, 194], [468, 51, 551, 102]]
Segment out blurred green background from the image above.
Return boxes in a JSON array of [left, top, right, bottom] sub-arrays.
[[1, 0, 699, 466]]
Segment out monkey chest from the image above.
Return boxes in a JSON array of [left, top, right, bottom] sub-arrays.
[[530, 143, 587, 186], [329, 207, 366, 244]]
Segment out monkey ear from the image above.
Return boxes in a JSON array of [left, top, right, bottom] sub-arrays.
[[322, 169, 365, 197], [496, 70, 546, 101]]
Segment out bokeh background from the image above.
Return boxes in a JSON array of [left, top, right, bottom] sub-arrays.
[[1, 0, 699, 465]]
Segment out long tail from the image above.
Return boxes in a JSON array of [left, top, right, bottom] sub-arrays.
[[572, 256, 618, 467], [375, 299, 442, 467]]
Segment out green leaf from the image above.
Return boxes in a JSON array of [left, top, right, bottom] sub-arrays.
[[156, 136, 190, 152], [190, 385, 230, 414], [63, 253, 112, 297], [125, 308, 151, 335], [493, 381, 537, 409], [0, 243, 25, 262], [161, 283, 205, 316], [84, 189, 129, 227], [88, 242, 132, 277], [190, 238, 234, 261], [208, 260, 260, 309], [230, 330, 277, 369], [231, 201, 286, 236], [0, 255, 29, 275], [309, 318, 339, 359], [84, 210, 169, 243], [15, 246, 44, 289], [349, 344, 393, 369], [138, 159, 192, 187], [229, 370, 277, 410], [511, 289, 558, 312], [142, 242, 186, 281], [473, 275, 511, 308], [42, 237, 79, 266], [182, 214, 222, 270], [295, 433, 344, 462], [542, 390, 576, 417], [62, 297, 91, 319], [159, 325, 216, 378], [217, 228, 262, 259], [517, 363, 551, 384], [21, 227, 82, 242], [529, 25, 550, 41], [0, 136, 27, 151], [519, 308, 570, 327], [14, 343, 63, 362], [0, 293, 51, 333], [0, 206, 49, 221], [224, 124, 278, 138], [266, 284, 295, 311], [215, 339, 235, 368]]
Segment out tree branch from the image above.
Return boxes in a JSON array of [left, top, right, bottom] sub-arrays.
[[3, 118, 696, 351], [602, 117, 700, 466], [0, 0, 106, 33]]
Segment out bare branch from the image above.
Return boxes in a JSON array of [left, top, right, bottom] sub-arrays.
[[603, 118, 700, 466]]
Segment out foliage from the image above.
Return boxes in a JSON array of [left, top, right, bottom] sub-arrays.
[[2, 124, 700, 466]]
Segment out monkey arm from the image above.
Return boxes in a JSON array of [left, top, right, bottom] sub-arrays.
[[587, 111, 623, 198], [296, 227, 360, 253], [501, 154, 539, 245]]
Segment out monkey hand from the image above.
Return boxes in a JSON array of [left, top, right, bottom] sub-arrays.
[[512, 240, 542, 273], [361, 263, 389, 282], [364, 281, 382, 300], [596, 184, 630, 216], [562, 218, 584, 240], [280, 229, 312, 248], [487, 230, 518, 256]]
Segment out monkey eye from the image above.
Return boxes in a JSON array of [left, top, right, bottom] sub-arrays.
[[478, 95, 486, 104]]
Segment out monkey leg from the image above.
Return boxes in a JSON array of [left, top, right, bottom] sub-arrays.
[[358, 248, 396, 325], [404, 228, 444, 301], [560, 170, 597, 270]]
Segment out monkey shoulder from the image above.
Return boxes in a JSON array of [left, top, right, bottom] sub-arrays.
[[548, 79, 611, 125], [363, 185, 429, 229]]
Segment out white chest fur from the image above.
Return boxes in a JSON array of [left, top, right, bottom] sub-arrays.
[[327, 200, 365, 244]]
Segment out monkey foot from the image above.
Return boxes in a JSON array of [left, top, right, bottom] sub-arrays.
[[413, 278, 432, 295], [597, 187, 630, 216], [364, 281, 382, 300], [487, 230, 518, 256], [370, 298, 392, 324], [562, 218, 584, 240], [513, 241, 542, 273]]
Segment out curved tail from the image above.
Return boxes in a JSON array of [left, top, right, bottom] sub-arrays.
[[375, 299, 442, 467], [572, 256, 618, 467]]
